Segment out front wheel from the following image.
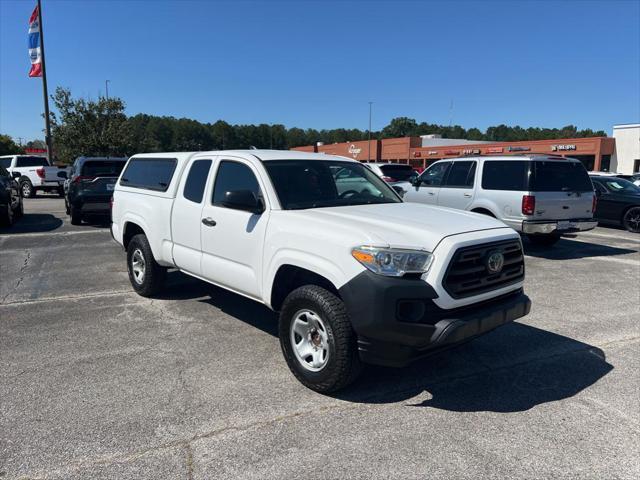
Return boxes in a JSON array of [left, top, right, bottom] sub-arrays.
[[527, 232, 561, 247], [126, 234, 166, 297], [622, 207, 640, 233], [279, 285, 362, 393]]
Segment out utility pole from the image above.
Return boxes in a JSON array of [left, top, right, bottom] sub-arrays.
[[37, 0, 53, 162], [105, 80, 110, 100], [368, 101, 373, 162]]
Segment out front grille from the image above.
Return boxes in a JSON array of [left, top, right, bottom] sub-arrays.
[[443, 239, 524, 299]]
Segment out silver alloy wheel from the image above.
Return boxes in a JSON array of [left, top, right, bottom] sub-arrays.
[[290, 309, 330, 372], [625, 208, 640, 233], [21, 183, 31, 197], [131, 248, 146, 285]]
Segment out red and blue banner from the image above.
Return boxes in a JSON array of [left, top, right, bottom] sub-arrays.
[[28, 4, 42, 77]]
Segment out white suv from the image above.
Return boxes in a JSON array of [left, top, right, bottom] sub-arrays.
[[111, 150, 531, 392], [396, 155, 597, 246]]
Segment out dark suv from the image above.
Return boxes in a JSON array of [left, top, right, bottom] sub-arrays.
[[66, 157, 127, 225]]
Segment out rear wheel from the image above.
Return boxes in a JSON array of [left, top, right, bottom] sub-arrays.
[[15, 197, 24, 218], [279, 285, 362, 393], [622, 207, 640, 233], [126, 234, 166, 297], [20, 180, 35, 198], [527, 232, 561, 247], [70, 205, 82, 225], [57, 187, 65, 198]]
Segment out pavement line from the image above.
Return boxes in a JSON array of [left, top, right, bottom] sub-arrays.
[[586, 255, 640, 266], [0, 229, 108, 239], [578, 231, 640, 243], [0, 289, 137, 307]]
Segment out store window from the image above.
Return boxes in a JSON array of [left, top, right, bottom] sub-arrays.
[[634, 160, 640, 173]]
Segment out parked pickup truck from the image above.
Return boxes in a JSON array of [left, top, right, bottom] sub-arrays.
[[111, 150, 531, 392], [0, 154, 69, 198]]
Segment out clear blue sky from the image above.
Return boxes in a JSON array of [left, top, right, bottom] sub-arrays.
[[1, 0, 639, 142]]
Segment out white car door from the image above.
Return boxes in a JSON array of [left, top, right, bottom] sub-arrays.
[[437, 160, 477, 210], [402, 161, 451, 205], [171, 157, 214, 276], [200, 157, 270, 300]]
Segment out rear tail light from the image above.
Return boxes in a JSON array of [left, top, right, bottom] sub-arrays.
[[592, 193, 597, 213], [35, 167, 45, 178], [73, 175, 96, 183], [522, 195, 535, 216]]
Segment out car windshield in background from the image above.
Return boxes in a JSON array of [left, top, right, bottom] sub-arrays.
[[531, 161, 592, 192], [82, 161, 126, 177], [379, 165, 417, 181], [600, 178, 640, 194], [264, 160, 401, 210]]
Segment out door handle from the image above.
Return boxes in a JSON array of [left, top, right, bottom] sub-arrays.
[[202, 217, 217, 227], [463, 193, 472, 198]]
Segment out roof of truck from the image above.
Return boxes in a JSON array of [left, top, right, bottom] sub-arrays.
[[130, 150, 355, 163]]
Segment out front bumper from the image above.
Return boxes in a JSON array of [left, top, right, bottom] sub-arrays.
[[338, 270, 531, 367], [522, 219, 597, 234]]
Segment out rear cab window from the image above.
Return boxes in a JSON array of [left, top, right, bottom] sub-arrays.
[[183, 159, 212, 203], [16, 156, 48, 168], [120, 158, 177, 192]]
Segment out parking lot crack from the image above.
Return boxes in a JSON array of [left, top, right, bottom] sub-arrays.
[[1, 249, 30, 305]]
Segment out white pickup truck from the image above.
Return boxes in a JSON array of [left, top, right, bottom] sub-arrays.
[[111, 150, 531, 392], [0, 154, 69, 197]]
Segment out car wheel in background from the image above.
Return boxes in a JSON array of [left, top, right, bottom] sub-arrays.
[[126, 234, 167, 297], [279, 285, 362, 393], [527, 232, 561, 247], [622, 207, 640, 233], [65, 199, 70, 214], [70, 206, 83, 225], [15, 198, 24, 218], [57, 187, 65, 198], [20, 180, 35, 198]]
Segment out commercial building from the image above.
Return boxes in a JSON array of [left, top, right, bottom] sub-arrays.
[[611, 124, 640, 174], [292, 135, 616, 171]]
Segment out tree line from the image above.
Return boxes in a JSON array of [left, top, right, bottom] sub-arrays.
[[1, 88, 607, 163]]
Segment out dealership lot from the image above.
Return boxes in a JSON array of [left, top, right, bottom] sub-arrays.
[[1, 197, 639, 479]]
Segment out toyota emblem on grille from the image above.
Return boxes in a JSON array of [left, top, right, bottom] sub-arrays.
[[486, 251, 504, 274]]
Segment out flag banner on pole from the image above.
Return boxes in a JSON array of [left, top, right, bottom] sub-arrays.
[[28, 4, 42, 77]]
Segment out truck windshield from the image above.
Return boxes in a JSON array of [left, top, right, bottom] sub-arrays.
[[531, 161, 593, 192], [264, 160, 402, 210]]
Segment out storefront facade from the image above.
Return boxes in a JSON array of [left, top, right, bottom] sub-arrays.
[[293, 136, 615, 172]]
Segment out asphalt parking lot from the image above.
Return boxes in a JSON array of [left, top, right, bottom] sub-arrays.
[[1, 196, 639, 480]]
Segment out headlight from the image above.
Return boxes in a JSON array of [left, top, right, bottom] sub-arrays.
[[351, 246, 433, 277]]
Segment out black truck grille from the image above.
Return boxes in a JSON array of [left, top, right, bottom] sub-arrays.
[[443, 239, 525, 299]]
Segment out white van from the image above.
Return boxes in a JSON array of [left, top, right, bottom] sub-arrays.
[[395, 155, 597, 246]]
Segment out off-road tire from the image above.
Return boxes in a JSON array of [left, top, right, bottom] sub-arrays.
[[126, 234, 166, 297], [70, 206, 82, 225], [279, 285, 362, 393], [527, 232, 561, 247]]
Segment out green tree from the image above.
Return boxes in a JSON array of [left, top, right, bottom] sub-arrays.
[[0, 135, 24, 155], [50, 87, 131, 163], [381, 117, 419, 138]]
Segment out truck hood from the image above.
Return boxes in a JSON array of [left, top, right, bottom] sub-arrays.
[[300, 202, 511, 252]]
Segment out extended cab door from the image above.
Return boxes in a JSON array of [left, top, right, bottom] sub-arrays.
[[171, 157, 214, 275], [402, 161, 451, 205], [437, 160, 477, 210], [200, 158, 269, 299]]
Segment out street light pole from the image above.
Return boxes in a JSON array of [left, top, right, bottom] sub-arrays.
[[368, 101, 373, 161], [105, 80, 110, 100]]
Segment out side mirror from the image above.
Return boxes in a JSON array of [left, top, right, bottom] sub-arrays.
[[11, 171, 21, 179], [57, 170, 68, 179], [222, 190, 264, 214], [411, 176, 421, 186]]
